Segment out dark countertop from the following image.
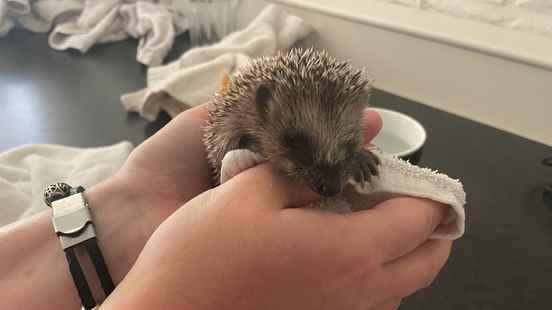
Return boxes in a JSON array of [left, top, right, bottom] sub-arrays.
[[370, 94, 552, 309], [2, 29, 552, 309]]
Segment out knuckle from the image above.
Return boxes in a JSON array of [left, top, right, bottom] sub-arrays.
[[400, 279, 422, 298], [388, 299, 402, 310], [434, 240, 453, 270], [422, 270, 438, 289], [427, 255, 442, 275], [423, 207, 439, 231], [369, 298, 402, 310], [412, 198, 445, 232], [422, 256, 445, 288], [417, 241, 453, 291]]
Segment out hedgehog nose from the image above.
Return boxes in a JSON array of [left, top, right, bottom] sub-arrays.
[[313, 180, 340, 197]]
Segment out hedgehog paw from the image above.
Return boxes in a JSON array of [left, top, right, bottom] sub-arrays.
[[352, 149, 380, 185]]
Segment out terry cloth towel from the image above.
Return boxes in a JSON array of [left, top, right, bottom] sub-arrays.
[[121, 4, 314, 121], [220, 149, 467, 240], [0, 142, 132, 227], [0, 0, 189, 66]]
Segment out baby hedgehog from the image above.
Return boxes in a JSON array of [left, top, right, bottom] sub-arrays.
[[203, 48, 379, 197]]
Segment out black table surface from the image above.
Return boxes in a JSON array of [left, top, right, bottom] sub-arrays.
[[2, 30, 552, 309]]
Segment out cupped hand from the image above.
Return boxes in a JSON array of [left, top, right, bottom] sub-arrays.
[[115, 103, 383, 214], [100, 161, 452, 310], [86, 104, 384, 283], [84, 105, 213, 283], [114, 105, 213, 212]]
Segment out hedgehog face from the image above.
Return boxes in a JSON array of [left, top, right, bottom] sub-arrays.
[[253, 82, 365, 197], [276, 127, 361, 197]]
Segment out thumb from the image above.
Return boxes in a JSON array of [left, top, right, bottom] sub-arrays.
[[363, 108, 383, 144], [221, 163, 320, 209]]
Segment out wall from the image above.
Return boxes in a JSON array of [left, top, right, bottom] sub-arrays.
[[379, 0, 552, 38], [238, 0, 552, 146]]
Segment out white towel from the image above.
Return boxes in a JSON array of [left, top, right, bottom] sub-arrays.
[[0, 0, 188, 66], [15, 0, 83, 33], [121, 4, 314, 121], [49, 0, 189, 66], [220, 149, 467, 240], [0, 1, 13, 36], [0, 0, 86, 36], [0, 142, 132, 227]]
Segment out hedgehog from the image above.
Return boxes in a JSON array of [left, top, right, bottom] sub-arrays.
[[203, 48, 379, 197]]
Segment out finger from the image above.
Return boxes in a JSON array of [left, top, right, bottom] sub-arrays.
[[369, 298, 401, 310], [221, 163, 320, 209], [380, 240, 452, 298], [146, 103, 209, 146], [188, 103, 209, 119], [126, 103, 213, 192], [175, 102, 209, 121], [343, 197, 447, 263], [363, 109, 382, 144], [141, 103, 209, 145]]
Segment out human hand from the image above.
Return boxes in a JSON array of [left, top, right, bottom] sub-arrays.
[[100, 162, 452, 310], [86, 104, 383, 283], [82, 105, 212, 283]]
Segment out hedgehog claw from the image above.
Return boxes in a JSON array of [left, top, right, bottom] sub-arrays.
[[360, 159, 372, 183], [353, 149, 380, 184], [365, 149, 380, 176], [354, 167, 365, 184]]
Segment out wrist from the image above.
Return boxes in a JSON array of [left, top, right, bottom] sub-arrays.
[[84, 176, 160, 284]]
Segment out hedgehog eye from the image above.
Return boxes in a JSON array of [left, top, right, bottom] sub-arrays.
[[281, 129, 314, 165], [282, 129, 308, 149], [284, 134, 304, 150], [255, 84, 272, 117]]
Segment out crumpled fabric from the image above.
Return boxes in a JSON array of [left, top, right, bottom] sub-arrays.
[[221, 149, 467, 240], [0, 142, 133, 227], [0, 0, 189, 66], [121, 4, 314, 121]]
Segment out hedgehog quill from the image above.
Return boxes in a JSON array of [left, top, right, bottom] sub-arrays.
[[204, 48, 380, 197]]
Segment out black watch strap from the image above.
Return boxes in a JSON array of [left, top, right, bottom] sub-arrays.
[[65, 247, 96, 310], [45, 183, 115, 309], [84, 238, 115, 295]]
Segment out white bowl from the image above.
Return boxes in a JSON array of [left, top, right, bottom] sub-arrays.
[[370, 108, 427, 161]]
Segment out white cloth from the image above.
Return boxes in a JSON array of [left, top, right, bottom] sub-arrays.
[[221, 149, 467, 240], [0, 0, 189, 66], [0, 0, 85, 35], [121, 4, 314, 121], [0, 142, 132, 226], [49, 0, 189, 66]]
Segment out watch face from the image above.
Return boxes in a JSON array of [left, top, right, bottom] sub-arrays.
[[44, 182, 73, 207]]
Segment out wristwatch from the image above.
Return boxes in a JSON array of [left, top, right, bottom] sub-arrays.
[[44, 183, 114, 309]]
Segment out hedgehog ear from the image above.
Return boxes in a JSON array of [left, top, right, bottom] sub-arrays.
[[255, 84, 273, 117]]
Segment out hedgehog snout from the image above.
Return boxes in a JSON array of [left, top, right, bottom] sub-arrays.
[[306, 167, 343, 197], [311, 180, 341, 197]]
